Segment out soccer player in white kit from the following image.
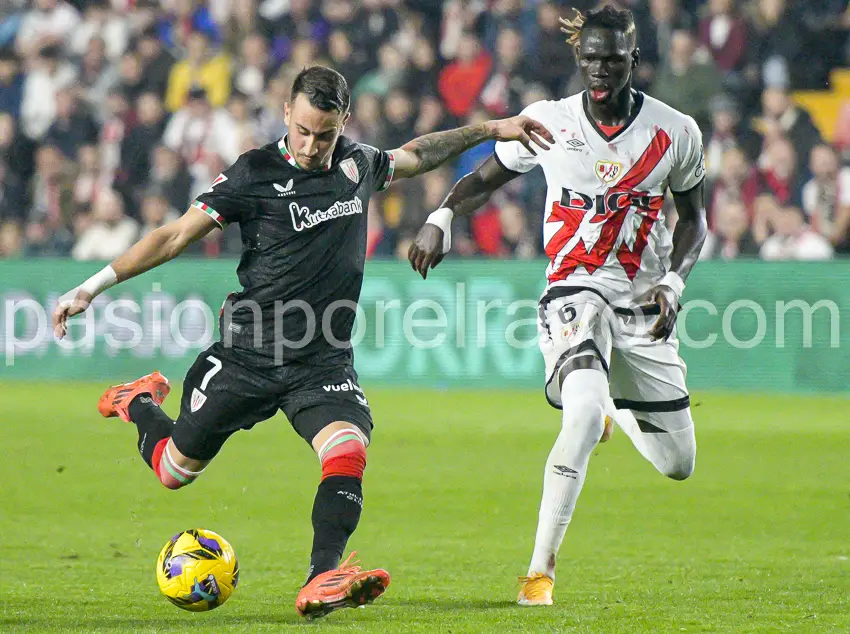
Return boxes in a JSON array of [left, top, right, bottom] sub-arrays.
[[408, 5, 708, 606]]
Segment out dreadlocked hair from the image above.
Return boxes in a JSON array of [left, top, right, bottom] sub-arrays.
[[559, 4, 637, 52]]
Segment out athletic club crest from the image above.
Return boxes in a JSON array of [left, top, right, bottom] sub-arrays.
[[190, 388, 207, 412], [595, 160, 622, 184], [340, 158, 359, 183]]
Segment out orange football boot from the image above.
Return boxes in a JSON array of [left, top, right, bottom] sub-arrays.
[[97, 371, 170, 423], [295, 552, 390, 619]]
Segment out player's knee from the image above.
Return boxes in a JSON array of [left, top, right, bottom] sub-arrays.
[[318, 429, 367, 481], [663, 454, 695, 481]]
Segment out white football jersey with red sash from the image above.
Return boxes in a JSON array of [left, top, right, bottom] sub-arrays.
[[495, 91, 705, 304]]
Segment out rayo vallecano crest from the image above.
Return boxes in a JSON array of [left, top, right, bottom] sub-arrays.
[[340, 158, 359, 183], [595, 160, 622, 184]]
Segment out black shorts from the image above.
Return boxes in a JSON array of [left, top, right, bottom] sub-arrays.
[[170, 342, 373, 461]]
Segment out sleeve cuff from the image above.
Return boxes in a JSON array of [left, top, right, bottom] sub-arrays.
[[493, 147, 526, 175], [670, 178, 705, 197], [191, 200, 227, 228], [377, 151, 396, 191]]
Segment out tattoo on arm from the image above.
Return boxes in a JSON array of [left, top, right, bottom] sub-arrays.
[[401, 124, 490, 176]]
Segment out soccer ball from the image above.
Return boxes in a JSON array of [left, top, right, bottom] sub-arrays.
[[155, 529, 239, 612]]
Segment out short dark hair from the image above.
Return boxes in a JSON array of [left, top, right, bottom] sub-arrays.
[[560, 4, 637, 52], [291, 65, 350, 114]]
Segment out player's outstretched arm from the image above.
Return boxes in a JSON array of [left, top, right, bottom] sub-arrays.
[[389, 115, 553, 181], [407, 154, 521, 279], [52, 207, 218, 338], [640, 182, 708, 341]]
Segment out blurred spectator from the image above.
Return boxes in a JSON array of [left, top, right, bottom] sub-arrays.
[[44, 89, 99, 160], [158, 0, 222, 50], [163, 87, 239, 195], [698, 0, 748, 73], [72, 144, 105, 215], [117, 52, 146, 105], [150, 145, 192, 214], [139, 190, 179, 238], [119, 92, 166, 196], [257, 77, 288, 144], [137, 27, 175, 98], [0, 163, 27, 226], [405, 37, 439, 100], [0, 220, 23, 258], [381, 89, 416, 150], [651, 29, 723, 133], [228, 91, 261, 154], [78, 37, 119, 123], [833, 102, 850, 161], [707, 146, 760, 228], [634, 0, 696, 88], [72, 188, 138, 260], [345, 93, 385, 146], [353, 43, 408, 101], [535, 2, 576, 96], [760, 205, 833, 260], [700, 200, 760, 259], [438, 33, 492, 118], [165, 31, 231, 112], [802, 144, 850, 251], [25, 144, 74, 256], [260, 0, 329, 63], [233, 33, 274, 110], [20, 44, 77, 140], [755, 136, 801, 207], [15, 0, 81, 62], [757, 87, 822, 169], [327, 29, 367, 88], [348, 0, 400, 69], [0, 111, 35, 186], [99, 89, 132, 185], [704, 94, 760, 179], [0, 51, 24, 119], [480, 27, 532, 116], [745, 0, 803, 89], [69, 0, 130, 62], [414, 94, 446, 137]]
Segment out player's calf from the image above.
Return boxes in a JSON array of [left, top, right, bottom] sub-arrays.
[[151, 438, 207, 490], [307, 425, 368, 582]]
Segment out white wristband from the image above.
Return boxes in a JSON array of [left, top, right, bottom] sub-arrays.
[[425, 207, 454, 253], [80, 265, 118, 298], [659, 271, 685, 300]]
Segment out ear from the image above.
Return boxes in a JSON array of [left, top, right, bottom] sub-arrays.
[[284, 102, 291, 127], [632, 47, 641, 68], [340, 110, 351, 131]]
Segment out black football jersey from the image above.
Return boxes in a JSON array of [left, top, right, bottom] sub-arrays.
[[191, 135, 395, 364]]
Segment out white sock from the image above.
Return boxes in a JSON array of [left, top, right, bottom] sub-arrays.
[[528, 369, 608, 579]]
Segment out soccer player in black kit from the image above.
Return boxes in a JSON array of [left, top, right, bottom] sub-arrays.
[[52, 66, 553, 618]]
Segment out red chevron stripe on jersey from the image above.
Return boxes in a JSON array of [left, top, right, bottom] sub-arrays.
[[546, 129, 672, 282]]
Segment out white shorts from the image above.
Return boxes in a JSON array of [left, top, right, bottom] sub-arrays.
[[538, 287, 689, 411]]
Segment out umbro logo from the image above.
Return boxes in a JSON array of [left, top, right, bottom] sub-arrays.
[[553, 465, 578, 478], [564, 138, 585, 151], [274, 178, 295, 196]]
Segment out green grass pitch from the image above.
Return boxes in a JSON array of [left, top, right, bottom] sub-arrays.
[[1, 384, 847, 633]]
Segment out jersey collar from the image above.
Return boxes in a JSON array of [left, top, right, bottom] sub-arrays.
[[278, 136, 331, 171], [582, 90, 644, 142]]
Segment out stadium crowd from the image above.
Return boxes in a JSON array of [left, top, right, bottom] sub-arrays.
[[0, 0, 848, 262]]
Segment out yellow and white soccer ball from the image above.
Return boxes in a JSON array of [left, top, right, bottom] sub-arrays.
[[155, 529, 239, 612]]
